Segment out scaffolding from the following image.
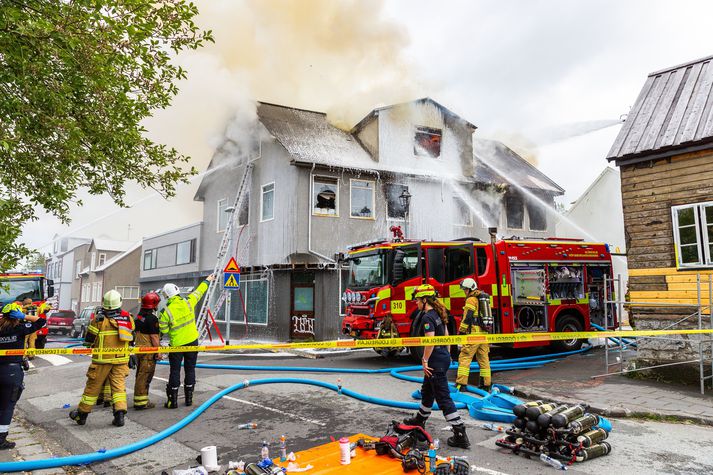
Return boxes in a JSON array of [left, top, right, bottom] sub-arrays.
[[593, 273, 713, 395]]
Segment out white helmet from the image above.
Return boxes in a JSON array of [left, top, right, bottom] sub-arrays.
[[460, 278, 478, 292], [162, 283, 180, 299]]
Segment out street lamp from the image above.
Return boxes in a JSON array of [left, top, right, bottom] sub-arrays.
[[398, 188, 412, 239]]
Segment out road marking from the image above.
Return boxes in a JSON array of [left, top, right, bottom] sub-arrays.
[[37, 354, 73, 366], [153, 376, 325, 427], [471, 466, 510, 475]]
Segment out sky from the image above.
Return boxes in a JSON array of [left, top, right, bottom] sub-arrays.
[[22, 0, 713, 252]]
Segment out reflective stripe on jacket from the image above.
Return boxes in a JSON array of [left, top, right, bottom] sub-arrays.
[[159, 280, 208, 346], [84, 310, 135, 364], [458, 295, 485, 335]]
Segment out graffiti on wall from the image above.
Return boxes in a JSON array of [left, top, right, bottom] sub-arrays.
[[291, 314, 314, 337]]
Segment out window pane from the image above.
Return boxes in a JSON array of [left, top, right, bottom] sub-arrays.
[[402, 247, 420, 281], [681, 245, 700, 264], [217, 199, 228, 232], [446, 247, 473, 281], [238, 191, 249, 226], [506, 194, 524, 229], [476, 247, 488, 277], [351, 183, 373, 218], [427, 248, 445, 283], [527, 201, 547, 231], [262, 185, 274, 221], [414, 126, 442, 158], [176, 241, 193, 265], [680, 225, 698, 245], [386, 184, 408, 219], [247, 280, 268, 324], [706, 206, 713, 224], [677, 207, 695, 226], [313, 179, 337, 215], [293, 287, 314, 312], [157, 245, 175, 268]]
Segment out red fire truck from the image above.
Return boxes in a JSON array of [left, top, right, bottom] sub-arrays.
[[0, 272, 55, 348], [341, 234, 617, 357]]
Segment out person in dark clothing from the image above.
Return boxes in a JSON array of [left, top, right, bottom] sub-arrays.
[[403, 284, 470, 449], [0, 303, 46, 449], [133, 292, 161, 410]]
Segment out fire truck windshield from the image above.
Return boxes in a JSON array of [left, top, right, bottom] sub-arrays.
[[347, 252, 387, 290], [0, 278, 42, 306]]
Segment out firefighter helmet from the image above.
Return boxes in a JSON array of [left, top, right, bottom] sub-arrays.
[[162, 283, 181, 299], [141, 292, 161, 310], [102, 290, 123, 310], [413, 284, 437, 300], [460, 278, 478, 292]]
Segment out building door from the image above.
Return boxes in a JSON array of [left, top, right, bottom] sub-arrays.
[[290, 272, 315, 340]]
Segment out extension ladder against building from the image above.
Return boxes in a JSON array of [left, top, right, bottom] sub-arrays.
[[196, 162, 254, 342]]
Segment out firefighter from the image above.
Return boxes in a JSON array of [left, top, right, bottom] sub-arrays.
[[0, 303, 45, 449], [455, 278, 492, 392], [159, 274, 214, 408], [403, 284, 470, 449], [69, 290, 134, 427], [21, 298, 40, 360], [133, 292, 161, 410]]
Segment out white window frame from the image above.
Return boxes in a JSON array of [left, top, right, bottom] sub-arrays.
[[115, 286, 140, 300], [260, 182, 275, 222], [98, 253, 106, 267], [216, 198, 228, 233], [454, 196, 473, 227], [75, 260, 82, 280], [175, 240, 194, 266], [671, 201, 713, 268], [349, 178, 376, 220], [90, 252, 96, 270], [312, 175, 339, 217], [143, 249, 157, 270]]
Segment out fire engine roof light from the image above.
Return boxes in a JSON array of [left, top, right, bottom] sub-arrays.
[[604, 243, 610, 252]]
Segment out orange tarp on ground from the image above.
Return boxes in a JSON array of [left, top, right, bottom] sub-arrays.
[[273, 434, 407, 474]]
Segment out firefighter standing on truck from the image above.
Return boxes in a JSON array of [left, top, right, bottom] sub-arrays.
[[455, 278, 492, 392], [69, 290, 134, 427], [133, 292, 161, 410], [159, 274, 214, 409]]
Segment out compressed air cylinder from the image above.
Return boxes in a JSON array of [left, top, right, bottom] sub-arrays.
[[513, 418, 526, 429], [577, 428, 608, 447], [551, 405, 586, 428], [568, 414, 600, 435], [575, 441, 611, 462], [525, 420, 541, 434], [525, 403, 558, 421], [537, 405, 568, 428], [513, 401, 543, 418]]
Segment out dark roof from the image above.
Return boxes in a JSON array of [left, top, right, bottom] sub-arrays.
[[607, 54, 713, 162], [473, 139, 564, 194]]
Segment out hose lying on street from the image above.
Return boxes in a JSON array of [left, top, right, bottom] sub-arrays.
[[0, 346, 591, 472]]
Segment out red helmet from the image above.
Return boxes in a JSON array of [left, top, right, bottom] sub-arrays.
[[141, 292, 161, 310]]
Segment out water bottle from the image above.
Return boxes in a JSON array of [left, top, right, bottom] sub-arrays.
[[539, 453, 567, 470], [428, 442, 437, 473], [237, 422, 257, 430], [479, 423, 505, 432], [260, 441, 269, 460], [279, 435, 287, 462]]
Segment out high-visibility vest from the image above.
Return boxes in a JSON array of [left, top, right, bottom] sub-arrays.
[[159, 280, 208, 346]]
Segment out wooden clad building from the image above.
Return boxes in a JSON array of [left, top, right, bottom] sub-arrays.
[[608, 54, 713, 365]]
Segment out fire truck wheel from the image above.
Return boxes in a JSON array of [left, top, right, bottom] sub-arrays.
[[552, 315, 584, 352]]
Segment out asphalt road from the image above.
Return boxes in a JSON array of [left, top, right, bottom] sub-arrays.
[[12, 338, 713, 474]]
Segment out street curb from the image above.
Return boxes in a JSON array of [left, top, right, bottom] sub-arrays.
[[512, 387, 713, 426]]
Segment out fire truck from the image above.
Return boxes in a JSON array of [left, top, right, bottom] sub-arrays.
[[0, 272, 55, 348], [341, 232, 617, 358]]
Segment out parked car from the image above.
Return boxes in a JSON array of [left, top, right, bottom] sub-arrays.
[[46, 310, 76, 335], [71, 306, 95, 338]]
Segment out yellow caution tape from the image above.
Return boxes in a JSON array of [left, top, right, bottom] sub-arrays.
[[2, 328, 713, 357]]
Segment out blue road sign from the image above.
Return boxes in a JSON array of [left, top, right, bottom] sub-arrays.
[[223, 272, 240, 289]]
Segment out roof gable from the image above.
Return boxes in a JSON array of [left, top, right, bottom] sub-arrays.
[[608, 54, 713, 162]]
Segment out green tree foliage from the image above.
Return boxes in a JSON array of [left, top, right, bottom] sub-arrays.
[[0, 1, 212, 269]]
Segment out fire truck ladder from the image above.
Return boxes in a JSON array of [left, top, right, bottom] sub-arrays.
[[196, 162, 254, 343]]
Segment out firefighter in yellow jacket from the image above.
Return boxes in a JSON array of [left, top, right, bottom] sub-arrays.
[[69, 290, 135, 427], [455, 278, 492, 392]]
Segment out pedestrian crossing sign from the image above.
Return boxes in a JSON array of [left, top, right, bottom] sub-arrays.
[[224, 272, 240, 289]]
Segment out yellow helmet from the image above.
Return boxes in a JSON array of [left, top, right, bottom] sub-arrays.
[[102, 290, 123, 310], [413, 284, 437, 300], [2, 302, 22, 314]]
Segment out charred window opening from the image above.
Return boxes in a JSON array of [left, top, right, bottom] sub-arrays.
[[385, 183, 408, 220], [527, 198, 547, 231], [238, 190, 249, 226], [506, 193, 524, 229], [313, 176, 338, 216], [454, 197, 472, 226], [414, 126, 442, 158]]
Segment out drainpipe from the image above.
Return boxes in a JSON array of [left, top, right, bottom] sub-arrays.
[[308, 164, 336, 264]]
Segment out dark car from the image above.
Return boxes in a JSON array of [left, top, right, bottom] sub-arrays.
[[46, 310, 76, 335], [71, 306, 95, 338]]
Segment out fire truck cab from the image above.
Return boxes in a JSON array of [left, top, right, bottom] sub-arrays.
[[341, 236, 617, 356]]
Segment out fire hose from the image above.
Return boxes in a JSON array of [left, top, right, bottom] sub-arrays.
[[0, 347, 590, 472]]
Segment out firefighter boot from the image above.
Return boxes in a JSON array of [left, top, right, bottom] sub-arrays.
[[478, 376, 492, 393], [184, 384, 195, 407], [112, 410, 126, 427], [164, 386, 179, 409], [447, 424, 471, 449], [403, 413, 428, 429], [0, 432, 16, 450], [456, 383, 467, 392], [69, 409, 89, 426]]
